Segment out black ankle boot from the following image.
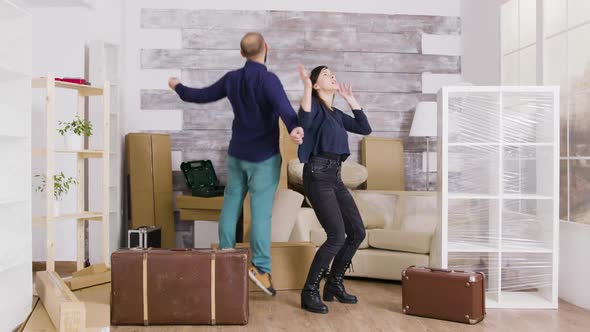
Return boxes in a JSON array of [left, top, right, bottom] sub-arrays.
[[301, 265, 329, 314], [323, 260, 357, 304]]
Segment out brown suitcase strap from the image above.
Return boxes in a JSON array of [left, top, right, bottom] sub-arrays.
[[211, 251, 216, 325], [142, 250, 149, 326]]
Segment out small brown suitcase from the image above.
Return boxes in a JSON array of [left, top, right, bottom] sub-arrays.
[[401, 266, 486, 324], [111, 248, 249, 326]]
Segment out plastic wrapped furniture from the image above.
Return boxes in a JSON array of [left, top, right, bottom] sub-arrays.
[[434, 86, 559, 309]]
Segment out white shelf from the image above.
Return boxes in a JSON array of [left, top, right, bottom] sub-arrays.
[[448, 242, 552, 254], [501, 245, 553, 253], [448, 142, 500, 146], [0, 198, 27, 205], [1, 2, 33, 327], [447, 193, 553, 200], [448, 242, 499, 252], [0, 133, 28, 139], [20, 0, 95, 8], [502, 194, 553, 200], [486, 298, 500, 308], [504, 142, 554, 147], [448, 193, 499, 199], [494, 292, 556, 309], [448, 142, 554, 147], [0, 63, 28, 82]]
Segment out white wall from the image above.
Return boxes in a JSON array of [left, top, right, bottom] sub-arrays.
[[28, 1, 120, 262], [460, 0, 502, 85]]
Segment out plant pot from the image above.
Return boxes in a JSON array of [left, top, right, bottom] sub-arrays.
[[64, 134, 84, 151], [54, 201, 60, 217]]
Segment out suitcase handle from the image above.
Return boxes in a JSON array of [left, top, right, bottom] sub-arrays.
[[410, 266, 464, 274], [430, 268, 463, 273]]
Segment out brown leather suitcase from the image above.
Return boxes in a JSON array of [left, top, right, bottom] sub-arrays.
[[111, 248, 249, 326], [401, 266, 486, 324]]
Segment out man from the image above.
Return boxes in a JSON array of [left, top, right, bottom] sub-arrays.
[[168, 32, 303, 296]]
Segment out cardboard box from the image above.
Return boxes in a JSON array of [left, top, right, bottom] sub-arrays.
[[361, 137, 405, 191], [125, 133, 175, 248], [176, 195, 224, 222], [212, 242, 316, 291]]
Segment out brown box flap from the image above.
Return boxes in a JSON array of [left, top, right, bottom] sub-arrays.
[[151, 134, 173, 193], [176, 195, 224, 210]]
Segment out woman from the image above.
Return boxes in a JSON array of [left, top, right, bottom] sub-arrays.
[[297, 64, 372, 314]]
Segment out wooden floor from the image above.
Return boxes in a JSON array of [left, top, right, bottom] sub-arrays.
[[111, 279, 590, 332]]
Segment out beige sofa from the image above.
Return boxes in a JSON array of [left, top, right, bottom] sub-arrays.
[[288, 190, 439, 281]]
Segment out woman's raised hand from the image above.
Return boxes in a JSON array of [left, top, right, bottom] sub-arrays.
[[298, 64, 312, 89], [337, 83, 361, 110]]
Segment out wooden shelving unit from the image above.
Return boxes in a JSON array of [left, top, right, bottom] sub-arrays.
[[32, 74, 110, 272]]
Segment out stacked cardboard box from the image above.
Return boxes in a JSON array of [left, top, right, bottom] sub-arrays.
[[361, 137, 405, 191], [125, 133, 175, 248]]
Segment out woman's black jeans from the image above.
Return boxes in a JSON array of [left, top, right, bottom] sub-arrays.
[[303, 155, 366, 270]]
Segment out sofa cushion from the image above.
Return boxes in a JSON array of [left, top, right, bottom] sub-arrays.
[[310, 228, 369, 249], [368, 229, 431, 254], [394, 193, 437, 230], [346, 249, 429, 281], [349, 190, 387, 229], [400, 212, 438, 234], [271, 189, 305, 242], [354, 190, 398, 229]]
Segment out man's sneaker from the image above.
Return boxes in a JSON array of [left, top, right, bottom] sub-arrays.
[[248, 266, 276, 296]]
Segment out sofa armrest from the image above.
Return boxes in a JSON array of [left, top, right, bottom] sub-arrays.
[[289, 208, 322, 242]]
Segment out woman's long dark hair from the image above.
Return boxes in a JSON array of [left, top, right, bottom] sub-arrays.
[[310, 65, 334, 110]]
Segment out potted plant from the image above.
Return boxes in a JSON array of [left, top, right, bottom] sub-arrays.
[[57, 115, 93, 150], [34, 172, 78, 216]]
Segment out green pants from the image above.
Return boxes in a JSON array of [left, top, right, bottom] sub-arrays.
[[218, 154, 281, 273]]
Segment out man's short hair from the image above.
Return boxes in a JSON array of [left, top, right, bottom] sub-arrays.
[[240, 32, 265, 58]]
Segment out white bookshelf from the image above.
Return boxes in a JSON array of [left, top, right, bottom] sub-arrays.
[[437, 86, 559, 309], [0, 1, 32, 330]]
